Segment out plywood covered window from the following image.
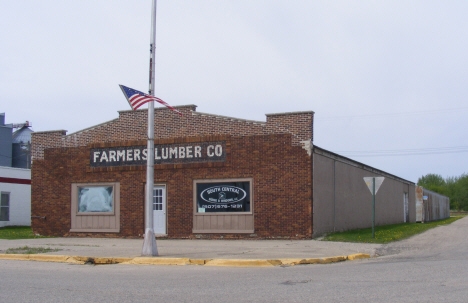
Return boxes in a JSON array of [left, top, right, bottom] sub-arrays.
[[70, 182, 120, 233]]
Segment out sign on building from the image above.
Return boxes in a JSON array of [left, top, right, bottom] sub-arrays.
[[196, 181, 251, 213], [90, 141, 226, 167]]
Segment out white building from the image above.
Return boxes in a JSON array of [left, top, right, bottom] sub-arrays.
[[0, 166, 31, 227]]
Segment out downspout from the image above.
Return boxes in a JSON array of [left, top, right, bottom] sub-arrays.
[[311, 144, 314, 237], [304, 140, 314, 238]]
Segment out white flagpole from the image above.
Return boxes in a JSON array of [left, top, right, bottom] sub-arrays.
[[141, 0, 158, 256]]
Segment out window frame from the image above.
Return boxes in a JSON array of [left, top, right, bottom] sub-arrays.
[[70, 182, 120, 233], [0, 192, 10, 221], [193, 178, 254, 216], [75, 184, 116, 216]]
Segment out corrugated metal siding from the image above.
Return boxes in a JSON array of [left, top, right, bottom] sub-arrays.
[[416, 186, 424, 222], [417, 186, 450, 222]]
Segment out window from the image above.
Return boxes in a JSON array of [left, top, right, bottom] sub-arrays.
[[153, 188, 164, 211], [193, 178, 254, 234], [0, 192, 9, 221], [70, 182, 120, 233], [78, 186, 114, 214], [195, 179, 252, 214]]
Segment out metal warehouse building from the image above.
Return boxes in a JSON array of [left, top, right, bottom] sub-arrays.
[[31, 105, 416, 238]]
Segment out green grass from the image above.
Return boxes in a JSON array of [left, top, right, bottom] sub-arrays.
[[5, 246, 61, 254], [450, 211, 468, 217], [321, 216, 463, 244], [0, 226, 50, 240]]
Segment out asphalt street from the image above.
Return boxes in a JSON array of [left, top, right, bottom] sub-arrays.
[[1, 217, 468, 302]]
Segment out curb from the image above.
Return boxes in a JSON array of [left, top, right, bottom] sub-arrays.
[[0, 253, 370, 267]]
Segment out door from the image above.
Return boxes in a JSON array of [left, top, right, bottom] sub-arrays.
[[153, 185, 166, 234]]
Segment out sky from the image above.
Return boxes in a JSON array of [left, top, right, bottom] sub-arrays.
[[1, 0, 467, 183]]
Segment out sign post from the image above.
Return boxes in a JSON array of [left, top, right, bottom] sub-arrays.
[[363, 177, 385, 238]]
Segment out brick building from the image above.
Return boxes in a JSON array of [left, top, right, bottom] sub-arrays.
[[31, 105, 415, 238]]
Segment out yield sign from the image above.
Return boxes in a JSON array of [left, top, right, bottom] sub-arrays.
[[363, 177, 385, 194]]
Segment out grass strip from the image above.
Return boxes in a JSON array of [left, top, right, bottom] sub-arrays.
[[321, 216, 463, 244], [5, 246, 62, 254], [0, 226, 50, 240]]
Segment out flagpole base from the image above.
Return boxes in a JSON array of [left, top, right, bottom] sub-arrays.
[[141, 228, 158, 256]]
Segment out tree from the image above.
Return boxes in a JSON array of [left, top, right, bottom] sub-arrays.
[[418, 173, 446, 187], [417, 174, 447, 195], [452, 174, 468, 211], [418, 173, 468, 211]]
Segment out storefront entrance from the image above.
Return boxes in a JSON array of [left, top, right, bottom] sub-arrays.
[[153, 185, 166, 234]]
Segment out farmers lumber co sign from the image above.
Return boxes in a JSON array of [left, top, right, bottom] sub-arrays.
[[90, 141, 226, 167]]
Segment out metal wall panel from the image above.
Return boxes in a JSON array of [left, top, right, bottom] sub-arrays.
[[419, 186, 450, 222], [313, 151, 416, 237]]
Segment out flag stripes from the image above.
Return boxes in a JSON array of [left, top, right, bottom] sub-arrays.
[[119, 84, 182, 115]]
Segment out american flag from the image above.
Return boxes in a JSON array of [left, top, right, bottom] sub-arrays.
[[119, 84, 182, 115]]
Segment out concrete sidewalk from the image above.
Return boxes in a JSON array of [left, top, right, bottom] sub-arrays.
[[0, 237, 379, 266]]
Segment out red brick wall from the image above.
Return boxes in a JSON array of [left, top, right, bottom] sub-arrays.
[[31, 130, 67, 161], [31, 106, 314, 161], [31, 107, 314, 238], [31, 134, 312, 238]]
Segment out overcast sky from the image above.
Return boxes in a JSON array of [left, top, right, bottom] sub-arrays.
[[1, 0, 467, 183]]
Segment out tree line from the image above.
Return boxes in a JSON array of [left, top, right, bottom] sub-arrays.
[[417, 173, 468, 211]]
